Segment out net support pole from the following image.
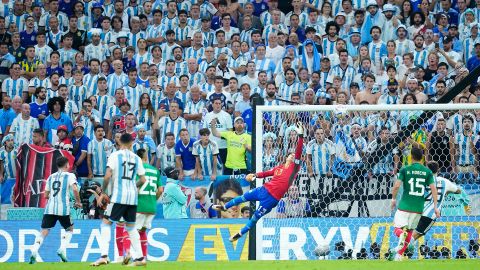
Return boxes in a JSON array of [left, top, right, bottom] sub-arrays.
[[249, 95, 264, 260]]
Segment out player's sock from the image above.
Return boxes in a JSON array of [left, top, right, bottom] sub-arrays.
[[225, 195, 246, 210], [394, 227, 404, 237], [139, 230, 148, 257], [398, 231, 413, 255], [115, 224, 125, 256], [32, 234, 45, 257], [123, 229, 131, 255], [240, 214, 260, 235], [100, 222, 112, 257], [126, 225, 143, 261], [59, 230, 73, 253]]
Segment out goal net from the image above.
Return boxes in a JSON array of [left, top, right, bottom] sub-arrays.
[[253, 103, 480, 260]]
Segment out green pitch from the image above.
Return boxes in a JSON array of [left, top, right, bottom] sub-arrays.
[[3, 260, 480, 270]]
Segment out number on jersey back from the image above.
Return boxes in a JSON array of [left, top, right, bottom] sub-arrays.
[[397, 163, 434, 213]]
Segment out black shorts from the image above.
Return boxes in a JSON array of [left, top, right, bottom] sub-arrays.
[[41, 214, 73, 229], [109, 203, 137, 224], [415, 216, 435, 236]]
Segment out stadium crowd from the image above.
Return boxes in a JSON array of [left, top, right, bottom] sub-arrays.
[[0, 0, 478, 220]]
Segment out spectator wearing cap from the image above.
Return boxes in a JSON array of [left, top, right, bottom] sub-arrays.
[[467, 41, 480, 73], [444, 24, 463, 53], [379, 79, 401, 105], [53, 124, 73, 153], [347, 30, 361, 60], [90, 3, 105, 28], [210, 116, 251, 175], [361, 0, 385, 45], [463, 24, 480, 62], [438, 36, 462, 72], [380, 4, 399, 42], [0, 134, 16, 184], [395, 24, 414, 57], [10, 103, 39, 146], [84, 29, 110, 63], [71, 122, 90, 177]]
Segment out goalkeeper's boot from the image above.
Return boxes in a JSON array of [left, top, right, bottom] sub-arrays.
[[229, 231, 243, 242], [57, 248, 68, 262], [386, 248, 395, 261], [407, 243, 415, 254], [29, 253, 37, 264], [212, 204, 226, 211], [127, 258, 147, 267], [122, 252, 131, 265], [90, 256, 110, 266]]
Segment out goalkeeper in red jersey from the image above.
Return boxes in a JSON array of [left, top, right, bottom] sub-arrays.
[[214, 122, 304, 242]]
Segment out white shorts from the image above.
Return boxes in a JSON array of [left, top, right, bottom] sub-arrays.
[[184, 169, 195, 176], [394, 210, 421, 230], [135, 213, 155, 230]]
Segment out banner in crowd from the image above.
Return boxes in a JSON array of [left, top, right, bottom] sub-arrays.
[[0, 219, 249, 262], [294, 174, 480, 217], [13, 144, 74, 208], [257, 216, 480, 260]]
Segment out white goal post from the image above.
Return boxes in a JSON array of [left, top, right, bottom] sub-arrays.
[[253, 103, 480, 261]]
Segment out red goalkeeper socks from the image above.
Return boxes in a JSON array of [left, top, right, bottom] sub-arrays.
[[394, 227, 404, 237]]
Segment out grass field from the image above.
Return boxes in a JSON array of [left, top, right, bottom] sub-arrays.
[[3, 260, 480, 270]]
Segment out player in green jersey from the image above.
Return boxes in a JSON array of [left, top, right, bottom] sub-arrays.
[[388, 147, 439, 261], [136, 149, 163, 262]]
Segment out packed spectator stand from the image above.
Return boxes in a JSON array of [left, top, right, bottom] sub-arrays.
[[0, 0, 479, 220]]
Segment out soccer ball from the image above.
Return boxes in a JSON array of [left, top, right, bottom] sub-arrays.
[[314, 243, 330, 257]]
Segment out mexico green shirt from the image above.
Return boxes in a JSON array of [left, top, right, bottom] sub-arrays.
[[397, 162, 434, 213], [137, 163, 161, 214]]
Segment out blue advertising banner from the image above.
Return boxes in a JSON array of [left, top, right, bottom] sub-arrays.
[[257, 216, 480, 260], [0, 219, 249, 263]]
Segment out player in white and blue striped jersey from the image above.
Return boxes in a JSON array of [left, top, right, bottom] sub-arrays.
[[29, 157, 81, 264], [92, 133, 146, 267], [192, 128, 222, 181], [306, 128, 335, 177], [87, 126, 114, 178], [407, 161, 464, 252]]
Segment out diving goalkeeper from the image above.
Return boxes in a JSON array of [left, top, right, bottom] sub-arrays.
[[214, 122, 304, 242]]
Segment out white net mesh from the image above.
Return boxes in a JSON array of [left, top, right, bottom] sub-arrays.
[[254, 103, 480, 260]]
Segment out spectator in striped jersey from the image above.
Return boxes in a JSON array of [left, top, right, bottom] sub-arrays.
[[87, 125, 114, 178], [306, 127, 335, 178], [192, 128, 220, 181], [0, 134, 17, 183]]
